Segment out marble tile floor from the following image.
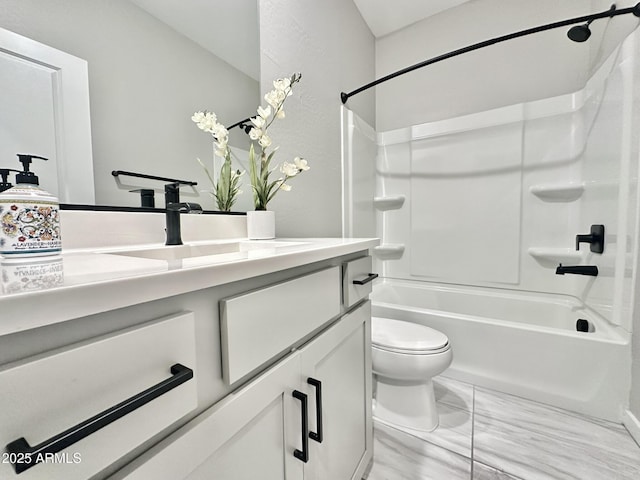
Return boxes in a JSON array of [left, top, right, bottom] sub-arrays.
[[366, 376, 640, 480]]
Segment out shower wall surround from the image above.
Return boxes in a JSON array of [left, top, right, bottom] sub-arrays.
[[343, 26, 640, 426], [345, 33, 640, 334]]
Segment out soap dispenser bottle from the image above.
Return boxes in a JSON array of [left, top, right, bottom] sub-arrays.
[[0, 154, 62, 257]]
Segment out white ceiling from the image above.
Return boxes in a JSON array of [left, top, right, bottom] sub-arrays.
[[129, 0, 260, 81], [353, 0, 473, 37]]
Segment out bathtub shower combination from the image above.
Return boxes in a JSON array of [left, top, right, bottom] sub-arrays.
[[342, 28, 640, 423], [372, 280, 628, 421]]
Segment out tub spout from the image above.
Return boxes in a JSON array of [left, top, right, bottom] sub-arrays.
[[555, 264, 598, 276]]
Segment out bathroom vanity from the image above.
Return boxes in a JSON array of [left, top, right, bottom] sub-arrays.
[[0, 232, 378, 479]]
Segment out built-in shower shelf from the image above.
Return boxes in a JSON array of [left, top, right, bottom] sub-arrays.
[[373, 244, 405, 260], [374, 195, 405, 211], [528, 248, 584, 263], [529, 182, 585, 201]]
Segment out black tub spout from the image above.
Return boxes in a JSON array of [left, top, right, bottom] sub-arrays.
[[555, 264, 598, 276]]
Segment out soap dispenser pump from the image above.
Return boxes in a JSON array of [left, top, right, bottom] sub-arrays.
[[0, 169, 19, 193], [0, 154, 62, 257]]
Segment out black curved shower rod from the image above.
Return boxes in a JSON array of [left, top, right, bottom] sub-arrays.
[[227, 117, 252, 132], [340, 3, 640, 104]]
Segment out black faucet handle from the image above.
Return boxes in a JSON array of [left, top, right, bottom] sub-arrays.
[[575, 224, 604, 253], [129, 188, 156, 208], [575, 234, 591, 251]]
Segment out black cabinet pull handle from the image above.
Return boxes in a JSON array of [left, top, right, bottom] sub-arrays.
[[292, 390, 309, 463], [6, 363, 194, 474], [307, 378, 323, 443], [353, 273, 378, 285]]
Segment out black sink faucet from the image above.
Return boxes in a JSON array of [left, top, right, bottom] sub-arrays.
[[165, 183, 203, 246], [555, 264, 599, 276]]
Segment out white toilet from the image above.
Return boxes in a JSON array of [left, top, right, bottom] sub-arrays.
[[371, 316, 453, 432]]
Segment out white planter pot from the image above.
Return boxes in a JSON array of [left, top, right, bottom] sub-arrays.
[[246, 210, 275, 239]]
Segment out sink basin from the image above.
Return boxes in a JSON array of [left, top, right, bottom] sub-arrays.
[[108, 240, 305, 261]]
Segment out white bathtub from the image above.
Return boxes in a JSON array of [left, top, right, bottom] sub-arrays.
[[371, 279, 630, 422]]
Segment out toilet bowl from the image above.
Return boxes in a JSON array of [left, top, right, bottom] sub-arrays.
[[372, 316, 452, 432]]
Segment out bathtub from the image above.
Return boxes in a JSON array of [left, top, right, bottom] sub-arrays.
[[371, 279, 630, 422]]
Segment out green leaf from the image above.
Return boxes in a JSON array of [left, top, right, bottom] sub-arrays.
[[249, 143, 261, 209], [200, 150, 243, 212]]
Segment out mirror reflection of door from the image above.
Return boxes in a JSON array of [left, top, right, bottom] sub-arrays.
[[0, 27, 94, 204], [0, 53, 59, 198]]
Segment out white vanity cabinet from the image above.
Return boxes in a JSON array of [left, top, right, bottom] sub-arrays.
[[110, 260, 373, 480], [0, 243, 377, 480], [112, 344, 304, 480], [300, 302, 372, 480], [0, 312, 198, 480]]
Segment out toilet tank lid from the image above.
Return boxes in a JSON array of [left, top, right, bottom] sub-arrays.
[[372, 317, 449, 352]]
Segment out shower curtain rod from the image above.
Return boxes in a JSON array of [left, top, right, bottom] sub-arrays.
[[340, 3, 640, 104], [227, 117, 252, 132]]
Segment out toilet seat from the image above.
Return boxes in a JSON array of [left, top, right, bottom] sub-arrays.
[[372, 317, 449, 355]]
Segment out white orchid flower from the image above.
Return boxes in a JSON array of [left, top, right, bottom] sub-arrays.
[[215, 137, 227, 149], [257, 105, 271, 119], [199, 111, 217, 127], [202, 116, 219, 134], [264, 89, 286, 108], [249, 128, 261, 140], [280, 161, 299, 177], [294, 157, 310, 171], [193, 72, 305, 211], [259, 134, 272, 148], [251, 116, 265, 129], [212, 124, 228, 140], [191, 111, 206, 123], [273, 77, 291, 92], [264, 90, 279, 108]]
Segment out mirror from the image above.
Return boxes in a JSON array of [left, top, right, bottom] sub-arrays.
[[0, 27, 94, 203], [0, 0, 260, 211]]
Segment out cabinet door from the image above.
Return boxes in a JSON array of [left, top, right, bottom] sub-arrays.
[[0, 312, 197, 480], [300, 301, 373, 480], [112, 353, 305, 480]]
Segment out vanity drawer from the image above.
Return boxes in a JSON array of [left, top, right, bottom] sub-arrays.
[[220, 266, 340, 385], [0, 312, 197, 480], [342, 256, 376, 308]]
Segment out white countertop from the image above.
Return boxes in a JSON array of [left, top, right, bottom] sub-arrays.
[[0, 237, 378, 336]]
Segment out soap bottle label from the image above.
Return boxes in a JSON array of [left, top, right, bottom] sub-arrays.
[[0, 201, 62, 256]]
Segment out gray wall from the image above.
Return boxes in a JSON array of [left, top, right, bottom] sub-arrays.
[[0, 0, 259, 208], [259, 0, 375, 237], [375, 0, 640, 132]]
